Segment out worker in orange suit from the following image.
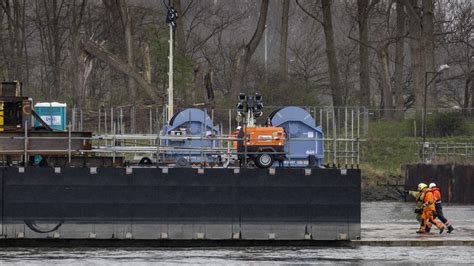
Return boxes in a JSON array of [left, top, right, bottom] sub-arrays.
[[429, 183, 454, 233], [417, 183, 445, 234]]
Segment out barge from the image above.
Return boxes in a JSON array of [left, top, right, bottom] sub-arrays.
[[0, 82, 362, 244]]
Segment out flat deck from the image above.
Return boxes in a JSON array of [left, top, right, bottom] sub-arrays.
[[358, 202, 474, 246]]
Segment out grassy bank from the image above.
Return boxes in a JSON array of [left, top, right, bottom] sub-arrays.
[[360, 119, 474, 189]]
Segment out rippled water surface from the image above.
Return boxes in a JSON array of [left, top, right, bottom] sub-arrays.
[[1, 202, 473, 264], [1, 246, 474, 265]]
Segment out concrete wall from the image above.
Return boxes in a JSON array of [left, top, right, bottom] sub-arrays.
[[0, 167, 361, 241]]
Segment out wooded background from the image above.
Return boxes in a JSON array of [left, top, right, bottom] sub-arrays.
[[0, 0, 472, 119]]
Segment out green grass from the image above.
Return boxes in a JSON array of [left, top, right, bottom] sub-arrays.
[[360, 119, 474, 186]]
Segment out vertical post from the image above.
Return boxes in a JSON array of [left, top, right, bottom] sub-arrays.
[[98, 108, 101, 135], [167, 23, 174, 124], [120, 108, 123, 135], [423, 72, 428, 143], [80, 109, 83, 131], [228, 109, 232, 163], [149, 108, 153, 135], [264, 24, 268, 84], [104, 108, 107, 134], [351, 108, 354, 167], [110, 108, 114, 135], [332, 108, 337, 167], [112, 122, 116, 164], [357, 108, 360, 167], [68, 122, 72, 164], [326, 108, 330, 163], [24, 121, 28, 166], [72, 107, 76, 131], [344, 108, 348, 167]]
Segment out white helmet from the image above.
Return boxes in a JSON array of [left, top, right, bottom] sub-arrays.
[[429, 183, 436, 188]]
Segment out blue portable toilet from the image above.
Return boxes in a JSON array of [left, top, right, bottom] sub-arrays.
[[269, 106, 324, 167], [34, 102, 67, 131], [162, 108, 220, 164]]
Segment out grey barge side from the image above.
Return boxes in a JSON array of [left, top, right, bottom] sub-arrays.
[[0, 167, 360, 244]]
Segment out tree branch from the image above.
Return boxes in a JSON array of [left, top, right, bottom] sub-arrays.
[[296, 0, 324, 25], [80, 38, 162, 103]]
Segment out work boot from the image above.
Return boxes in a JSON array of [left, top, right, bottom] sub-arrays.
[[447, 225, 454, 233]]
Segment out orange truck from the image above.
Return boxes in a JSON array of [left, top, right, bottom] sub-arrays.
[[233, 126, 286, 168]]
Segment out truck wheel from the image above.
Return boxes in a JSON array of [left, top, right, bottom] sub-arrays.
[[255, 153, 274, 168], [176, 157, 190, 168], [139, 157, 153, 165]]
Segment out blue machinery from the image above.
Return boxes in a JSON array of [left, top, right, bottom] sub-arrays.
[[162, 108, 220, 165], [162, 107, 324, 167], [269, 107, 324, 167]]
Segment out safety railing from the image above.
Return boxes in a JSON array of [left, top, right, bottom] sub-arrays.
[[0, 126, 363, 168], [418, 142, 474, 164]]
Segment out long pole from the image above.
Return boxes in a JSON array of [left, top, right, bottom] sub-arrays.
[[167, 23, 174, 124], [423, 72, 428, 143], [264, 24, 268, 84], [423, 71, 440, 143]]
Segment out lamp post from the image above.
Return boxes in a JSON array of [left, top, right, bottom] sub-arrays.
[[422, 64, 450, 143]]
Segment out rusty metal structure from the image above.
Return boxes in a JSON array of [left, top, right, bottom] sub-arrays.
[[0, 81, 92, 166]]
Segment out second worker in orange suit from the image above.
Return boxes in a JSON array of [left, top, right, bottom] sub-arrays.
[[417, 185, 445, 234], [429, 183, 454, 233]]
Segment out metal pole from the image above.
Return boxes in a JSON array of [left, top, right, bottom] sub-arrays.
[[72, 107, 76, 131], [167, 23, 174, 124], [423, 72, 428, 143], [68, 122, 72, 164], [111, 108, 114, 135], [264, 24, 268, 84], [344, 108, 348, 167], [357, 108, 360, 167], [104, 108, 107, 134], [149, 108, 153, 135], [332, 108, 337, 167], [120, 108, 124, 135], [98, 108, 101, 135], [80, 109, 83, 131], [351, 108, 354, 167], [24, 121, 28, 166]]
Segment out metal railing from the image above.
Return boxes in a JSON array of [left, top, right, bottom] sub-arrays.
[[1, 106, 367, 167], [418, 142, 474, 164], [0, 127, 363, 168]]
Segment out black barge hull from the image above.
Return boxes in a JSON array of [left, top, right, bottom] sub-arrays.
[[0, 167, 360, 241]]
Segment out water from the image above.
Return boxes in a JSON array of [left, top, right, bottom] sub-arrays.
[[1, 202, 474, 265]]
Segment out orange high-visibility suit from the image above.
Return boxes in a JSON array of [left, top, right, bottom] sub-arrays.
[[419, 189, 445, 233]]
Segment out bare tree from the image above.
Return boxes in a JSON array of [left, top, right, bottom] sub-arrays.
[[68, 0, 88, 108], [80, 39, 162, 104], [34, 0, 67, 100], [0, 0, 28, 86], [357, 0, 370, 108], [279, 0, 290, 82], [405, 0, 425, 112], [118, 0, 136, 104], [422, 0, 436, 108], [393, 0, 406, 120], [229, 0, 269, 100], [296, 0, 343, 107]]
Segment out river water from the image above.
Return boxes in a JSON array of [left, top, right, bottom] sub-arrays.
[[1, 202, 473, 265]]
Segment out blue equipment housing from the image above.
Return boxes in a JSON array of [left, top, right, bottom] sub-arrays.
[[269, 106, 324, 167], [162, 108, 220, 164]]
